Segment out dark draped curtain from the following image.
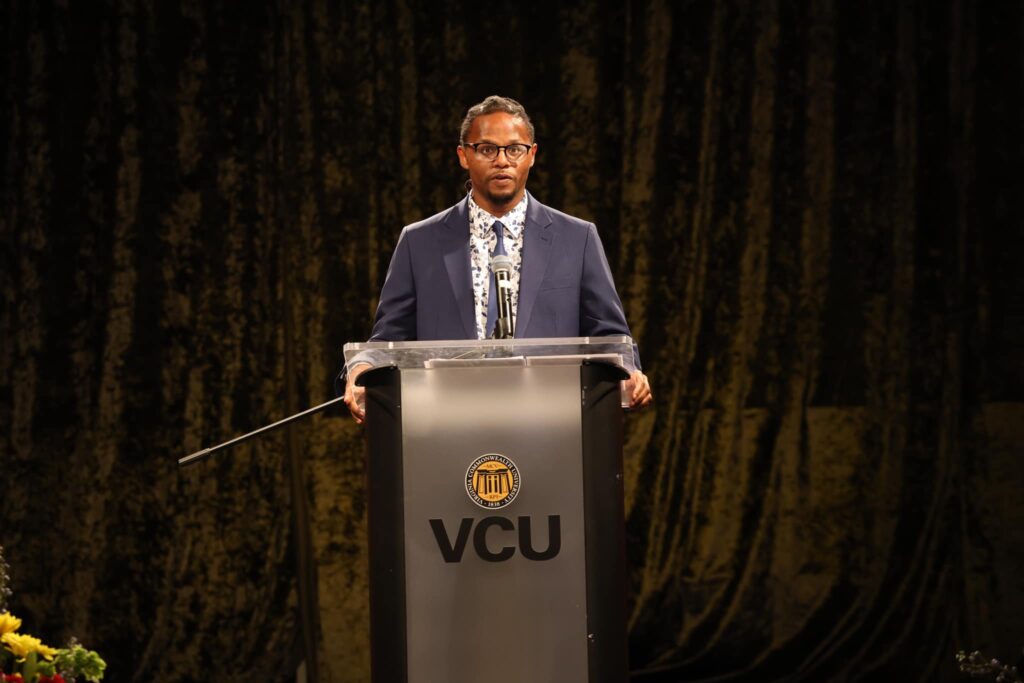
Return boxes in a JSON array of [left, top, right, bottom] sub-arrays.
[[1, 1, 1021, 681]]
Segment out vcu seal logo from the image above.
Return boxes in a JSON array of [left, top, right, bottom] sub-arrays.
[[466, 454, 520, 509]]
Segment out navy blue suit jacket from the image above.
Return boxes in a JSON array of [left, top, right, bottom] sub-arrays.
[[341, 191, 639, 390]]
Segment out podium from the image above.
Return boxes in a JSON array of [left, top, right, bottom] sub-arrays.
[[345, 337, 634, 683]]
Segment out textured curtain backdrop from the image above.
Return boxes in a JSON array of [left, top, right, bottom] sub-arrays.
[[1, 1, 1021, 682]]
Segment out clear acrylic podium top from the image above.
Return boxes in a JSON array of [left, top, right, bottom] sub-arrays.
[[343, 335, 636, 375], [344, 336, 636, 408]]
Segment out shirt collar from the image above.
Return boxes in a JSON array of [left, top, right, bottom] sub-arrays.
[[468, 192, 528, 239]]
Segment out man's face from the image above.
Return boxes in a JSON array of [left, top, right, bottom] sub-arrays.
[[457, 112, 537, 215]]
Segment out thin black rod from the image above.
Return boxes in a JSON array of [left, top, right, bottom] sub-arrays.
[[177, 395, 348, 467]]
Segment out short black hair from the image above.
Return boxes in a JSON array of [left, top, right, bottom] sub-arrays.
[[459, 95, 535, 144]]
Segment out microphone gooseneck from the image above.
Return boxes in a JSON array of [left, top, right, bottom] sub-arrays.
[[491, 255, 514, 339]]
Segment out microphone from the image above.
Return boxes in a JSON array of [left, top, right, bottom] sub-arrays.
[[490, 255, 515, 339]]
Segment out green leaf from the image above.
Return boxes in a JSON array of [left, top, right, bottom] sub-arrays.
[[23, 650, 38, 681], [36, 658, 56, 677]]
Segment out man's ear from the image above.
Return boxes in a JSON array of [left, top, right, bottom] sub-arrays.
[[457, 145, 470, 170]]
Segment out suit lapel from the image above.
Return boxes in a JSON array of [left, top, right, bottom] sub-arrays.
[[440, 197, 475, 338], [516, 192, 554, 337]]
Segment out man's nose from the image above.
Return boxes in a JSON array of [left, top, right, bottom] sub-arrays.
[[492, 149, 512, 166]]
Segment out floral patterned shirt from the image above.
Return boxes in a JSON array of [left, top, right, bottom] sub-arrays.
[[468, 193, 527, 339]]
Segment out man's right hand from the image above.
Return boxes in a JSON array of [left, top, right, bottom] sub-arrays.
[[343, 363, 371, 424]]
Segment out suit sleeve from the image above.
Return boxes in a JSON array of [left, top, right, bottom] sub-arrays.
[[580, 223, 642, 370], [369, 227, 418, 342], [334, 228, 417, 397]]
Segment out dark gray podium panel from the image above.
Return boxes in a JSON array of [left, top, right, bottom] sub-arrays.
[[362, 361, 627, 683]]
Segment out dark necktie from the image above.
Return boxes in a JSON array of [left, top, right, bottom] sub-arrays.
[[485, 220, 507, 338]]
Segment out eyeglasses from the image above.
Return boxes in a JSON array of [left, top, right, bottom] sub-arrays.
[[462, 142, 532, 161]]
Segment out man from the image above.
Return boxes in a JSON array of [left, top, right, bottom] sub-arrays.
[[343, 95, 652, 422]]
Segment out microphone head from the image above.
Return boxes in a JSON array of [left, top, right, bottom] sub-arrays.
[[490, 255, 513, 274]]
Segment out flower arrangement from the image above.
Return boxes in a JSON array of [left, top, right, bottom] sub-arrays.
[[0, 546, 106, 683], [958, 649, 1023, 682]]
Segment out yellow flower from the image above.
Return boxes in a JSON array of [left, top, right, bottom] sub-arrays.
[[0, 611, 22, 635], [36, 640, 59, 660], [2, 631, 58, 660]]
